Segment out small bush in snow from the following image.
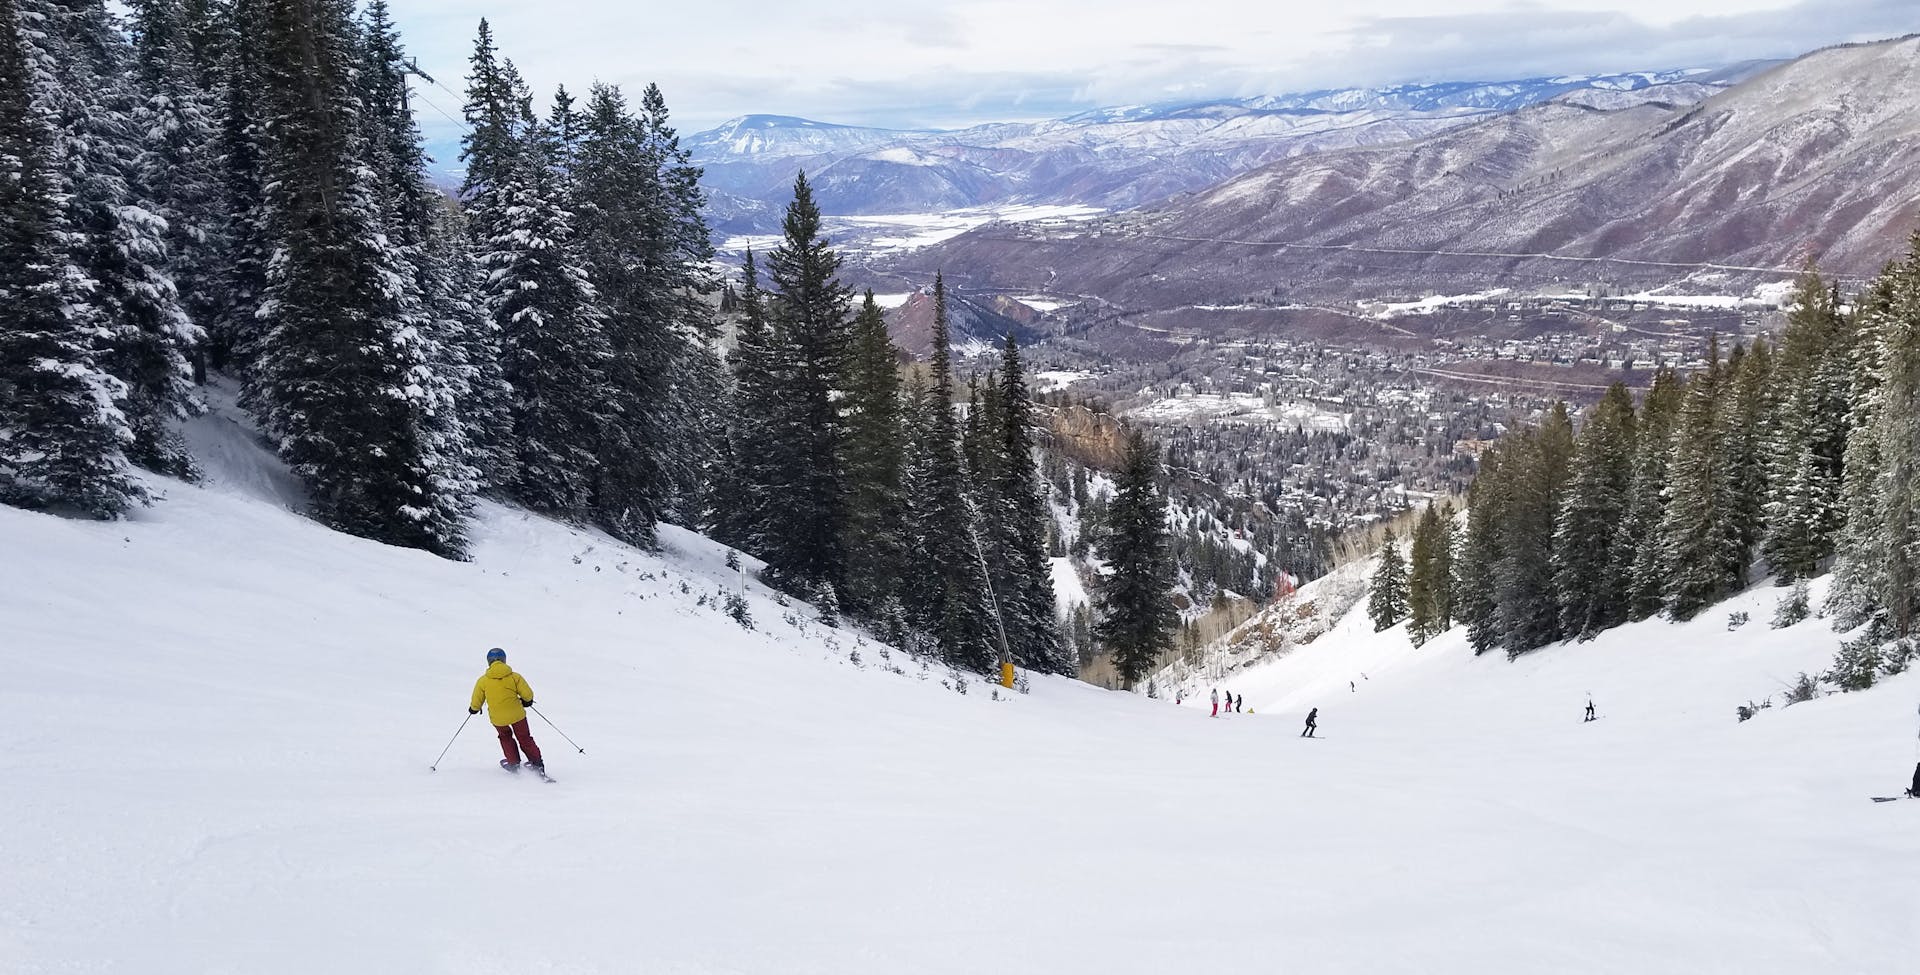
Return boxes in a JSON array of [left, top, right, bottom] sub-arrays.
[[724, 549, 740, 571], [1016, 673, 1031, 695], [1771, 582, 1811, 629], [1782, 672, 1821, 704], [1726, 611, 1750, 631], [678, 580, 691, 595], [1827, 617, 1895, 691], [848, 648, 861, 667], [724, 592, 753, 630]]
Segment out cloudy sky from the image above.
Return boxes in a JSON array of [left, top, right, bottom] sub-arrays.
[[387, 0, 1914, 139]]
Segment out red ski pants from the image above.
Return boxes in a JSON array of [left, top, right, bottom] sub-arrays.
[[495, 718, 543, 764]]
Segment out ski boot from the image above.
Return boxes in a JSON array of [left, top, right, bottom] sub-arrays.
[[500, 759, 521, 773]]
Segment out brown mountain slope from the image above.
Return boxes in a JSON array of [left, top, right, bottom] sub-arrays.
[[906, 36, 1920, 307]]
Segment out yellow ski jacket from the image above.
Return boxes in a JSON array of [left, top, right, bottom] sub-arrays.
[[470, 661, 534, 727]]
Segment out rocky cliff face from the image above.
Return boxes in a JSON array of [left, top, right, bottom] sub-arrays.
[[1043, 404, 1131, 471]]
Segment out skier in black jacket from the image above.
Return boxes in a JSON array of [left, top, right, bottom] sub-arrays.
[[1301, 707, 1318, 738]]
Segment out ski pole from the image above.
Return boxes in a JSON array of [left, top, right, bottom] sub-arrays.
[[530, 705, 585, 754], [429, 712, 474, 771]]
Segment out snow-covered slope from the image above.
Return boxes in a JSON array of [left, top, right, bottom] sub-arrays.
[[4, 399, 1918, 973]]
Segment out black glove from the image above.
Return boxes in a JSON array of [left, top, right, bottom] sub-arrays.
[[521, 699, 533, 707], [468, 708, 479, 715]]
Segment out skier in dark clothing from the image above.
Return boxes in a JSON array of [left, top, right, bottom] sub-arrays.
[[1585, 700, 1597, 722], [1301, 707, 1318, 738], [1909, 762, 1919, 798], [1235, 694, 1243, 713]]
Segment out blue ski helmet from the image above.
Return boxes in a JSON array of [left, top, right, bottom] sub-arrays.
[[486, 647, 507, 663]]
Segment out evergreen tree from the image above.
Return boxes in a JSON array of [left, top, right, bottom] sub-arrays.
[[989, 332, 1068, 674], [838, 291, 906, 617], [1620, 369, 1685, 620], [1554, 383, 1636, 638], [128, 0, 223, 381], [1496, 403, 1574, 656], [206, 0, 268, 373], [246, 0, 468, 556], [902, 275, 995, 671], [1368, 530, 1409, 632], [1764, 269, 1853, 581], [1661, 343, 1743, 620], [757, 173, 854, 588], [0, 0, 147, 515], [1455, 444, 1508, 655], [1407, 503, 1454, 645], [713, 251, 784, 552], [35, 0, 201, 475], [1096, 427, 1176, 687]]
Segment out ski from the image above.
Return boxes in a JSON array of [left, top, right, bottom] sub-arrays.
[[531, 767, 556, 783], [1870, 796, 1904, 803]]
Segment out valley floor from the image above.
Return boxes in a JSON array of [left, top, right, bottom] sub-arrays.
[[2, 411, 1916, 974]]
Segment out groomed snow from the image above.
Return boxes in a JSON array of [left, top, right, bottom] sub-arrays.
[[3, 403, 1918, 973]]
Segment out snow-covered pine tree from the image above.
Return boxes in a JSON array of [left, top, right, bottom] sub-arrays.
[[128, 0, 223, 382], [1367, 529, 1409, 632], [991, 332, 1068, 674], [0, 0, 147, 515], [1455, 443, 1508, 655], [1496, 403, 1573, 657], [1763, 269, 1853, 582], [837, 291, 907, 619], [1620, 368, 1684, 621], [205, 0, 268, 373], [1721, 339, 1773, 587], [1095, 426, 1177, 688], [246, 0, 469, 557], [357, 0, 482, 507], [1661, 342, 1742, 620], [1407, 503, 1454, 645], [637, 84, 723, 524], [757, 173, 854, 589], [903, 275, 996, 671], [712, 251, 785, 553], [1828, 241, 1920, 639], [1554, 382, 1637, 638], [33, 0, 200, 476]]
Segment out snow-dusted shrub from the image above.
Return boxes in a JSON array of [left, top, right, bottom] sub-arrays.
[[1726, 611, 1750, 630], [1771, 581, 1810, 629], [1783, 671, 1821, 704]]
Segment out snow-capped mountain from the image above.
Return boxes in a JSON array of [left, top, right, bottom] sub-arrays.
[[443, 72, 1752, 218], [908, 37, 1920, 306], [689, 68, 1764, 227]]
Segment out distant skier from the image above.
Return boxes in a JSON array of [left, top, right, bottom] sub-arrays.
[[1349, 680, 1355, 693], [1301, 707, 1318, 738], [1235, 694, 1244, 713], [1910, 762, 1919, 798], [469, 647, 543, 773], [1584, 700, 1597, 723], [1211, 688, 1220, 717]]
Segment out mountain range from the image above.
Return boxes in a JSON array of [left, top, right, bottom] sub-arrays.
[[689, 68, 1768, 232], [898, 36, 1920, 307]]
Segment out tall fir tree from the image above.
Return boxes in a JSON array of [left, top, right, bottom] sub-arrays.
[[1554, 383, 1637, 638], [1406, 503, 1454, 645], [713, 250, 785, 553], [206, 0, 268, 373], [903, 275, 995, 670], [1496, 403, 1574, 657], [34, 0, 201, 476], [1763, 269, 1853, 581], [1096, 426, 1177, 687], [1368, 530, 1409, 632], [0, 0, 147, 514], [988, 332, 1069, 674], [838, 291, 907, 618], [128, 0, 223, 382], [1456, 444, 1508, 655], [246, 0, 469, 556], [757, 173, 854, 588], [1661, 341, 1743, 620], [1620, 369, 1685, 621]]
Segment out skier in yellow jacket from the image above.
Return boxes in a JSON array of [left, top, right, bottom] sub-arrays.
[[469, 648, 543, 772]]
